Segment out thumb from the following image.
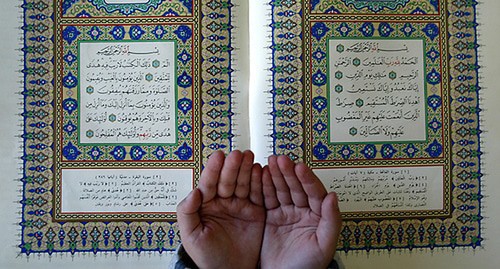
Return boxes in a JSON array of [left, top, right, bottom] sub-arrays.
[[177, 188, 203, 236], [317, 192, 342, 256]]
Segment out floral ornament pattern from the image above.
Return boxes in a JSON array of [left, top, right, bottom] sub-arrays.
[[428, 118, 442, 133], [130, 146, 146, 160], [312, 96, 328, 113], [177, 49, 192, 65], [400, 22, 416, 37], [336, 22, 353, 37], [177, 71, 193, 88], [177, 98, 192, 115], [153, 146, 167, 160], [313, 119, 327, 136], [63, 120, 77, 136], [359, 22, 375, 37], [62, 26, 80, 44], [174, 142, 192, 160], [312, 48, 326, 62], [312, 70, 327, 86], [110, 146, 127, 161], [152, 25, 166, 39], [109, 25, 125, 40], [62, 98, 78, 115], [425, 139, 443, 158], [338, 145, 354, 160], [311, 22, 329, 41], [427, 47, 440, 62], [381, 144, 397, 159], [378, 22, 394, 37], [427, 69, 441, 85], [423, 23, 439, 41], [63, 142, 81, 160], [313, 142, 332, 160], [178, 121, 192, 136], [87, 26, 103, 40], [427, 94, 442, 111], [174, 25, 192, 43], [129, 25, 145, 40], [403, 144, 419, 158], [63, 72, 78, 88], [87, 146, 104, 160], [63, 51, 77, 65], [361, 144, 377, 159]]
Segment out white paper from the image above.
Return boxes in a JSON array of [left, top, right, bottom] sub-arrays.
[[315, 166, 444, 212], [61, 168, 193, 213]]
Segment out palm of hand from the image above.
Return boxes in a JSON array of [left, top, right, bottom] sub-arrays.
[[260, 155, 341, 269], [196, 196, 266, 266], [262, 205, 327, 269], [177, 150, 266, 269]]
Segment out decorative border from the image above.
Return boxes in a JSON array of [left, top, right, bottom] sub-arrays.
[[310, 23, 443, 161], [58, 24, 193, 162], [20, 0, 234, 255], [62, 0, 194, 17], [270, 0, 482, 251], [311, 0, 440, 15]]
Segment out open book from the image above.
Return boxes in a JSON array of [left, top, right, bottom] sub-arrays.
[[19, 0, 482, 255]]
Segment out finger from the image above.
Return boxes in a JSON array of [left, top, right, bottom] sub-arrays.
[[262, 165, 279, 209], [177, 188, 203, 236], [317, 192, 342, 256], [198, 150, 225, 202], [234, 150, 255, 199], [217, 150, 243, 198], [249, 163, 264, 206], [295, 162, 327, 215], [268, 155, 293, 205], [276, 155, 308, 207]]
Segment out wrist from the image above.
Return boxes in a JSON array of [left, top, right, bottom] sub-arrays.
[[173, 244, 200, 269], [326, 258, 340, 269]]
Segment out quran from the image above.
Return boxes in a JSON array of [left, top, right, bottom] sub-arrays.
[[20, 0, 482, 255]]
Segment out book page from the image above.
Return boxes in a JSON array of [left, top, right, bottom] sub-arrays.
[[18, 0, 236, 256], [268, 0, 482, 251], [2, 1, 500, 268]]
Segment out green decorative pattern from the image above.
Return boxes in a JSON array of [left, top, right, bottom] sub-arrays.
[[62, 0, 192, 17], [86, 0, 165, 16], [342, 0, 411, 12], [311, 0, 439, 15]]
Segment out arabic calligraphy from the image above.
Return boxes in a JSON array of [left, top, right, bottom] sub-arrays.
[[79, 41, 177, 144], [328, 39, 427, 143], [61, 169, 194, 213], [315, 166, 444, 212]]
